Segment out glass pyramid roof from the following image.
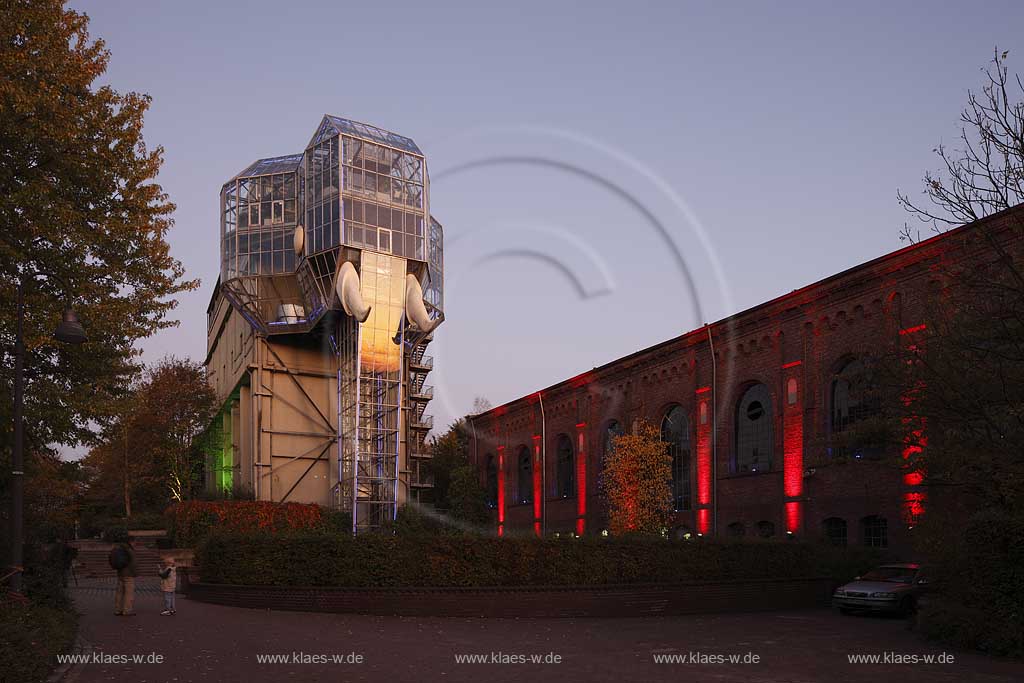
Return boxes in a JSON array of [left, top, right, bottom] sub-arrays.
[[309, 115, 422, 155], [234, 153, 305, 179]]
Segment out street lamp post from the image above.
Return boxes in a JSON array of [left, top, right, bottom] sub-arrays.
[[9, 272, 86, 593]]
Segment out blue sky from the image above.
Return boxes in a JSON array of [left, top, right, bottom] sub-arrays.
[[72, 0, 1023, 435]]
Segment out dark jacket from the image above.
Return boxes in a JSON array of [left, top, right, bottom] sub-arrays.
[[111, 543, 138, 578]]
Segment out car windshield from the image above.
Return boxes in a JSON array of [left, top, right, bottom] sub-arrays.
[[859, 566, 917, 583]]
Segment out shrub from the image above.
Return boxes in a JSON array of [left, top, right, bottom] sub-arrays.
[[167, 500, 348, 547], [914, 511, 1024, 657], [916, 597, 1024, 656], [21, 543, 77, 610], [1, 544, 79, 682], [381, 504, 469, 536], [0, 599, 78, 683], [197, 531, 881, 588]]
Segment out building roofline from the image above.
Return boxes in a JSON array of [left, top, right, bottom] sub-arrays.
[[470, 203, 1024, 422]]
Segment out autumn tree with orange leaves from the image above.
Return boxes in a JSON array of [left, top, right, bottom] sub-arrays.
[[601, 420, 672, 536]]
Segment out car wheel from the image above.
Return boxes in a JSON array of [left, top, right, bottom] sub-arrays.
[[899, 597, 916, 617], [839, 608, 854, 616]]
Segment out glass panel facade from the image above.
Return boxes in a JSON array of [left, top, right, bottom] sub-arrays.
[[338, 252, 407, 531], [221, 168, 299, 280], [340, 136, 426, 259], [425, 217, 444, 310], [304, 135, 340, 256]]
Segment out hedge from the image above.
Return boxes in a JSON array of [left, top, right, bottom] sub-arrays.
[[167, 500, 350, 547], [915, 511, 1024, 656], [197, 531, 882, 588]]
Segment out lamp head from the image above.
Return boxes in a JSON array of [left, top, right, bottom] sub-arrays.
[[54, 308, 87, 344]]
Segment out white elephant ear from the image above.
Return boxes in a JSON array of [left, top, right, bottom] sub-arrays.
[[336, 261, 371, 322], [405, 273, 441, 333]]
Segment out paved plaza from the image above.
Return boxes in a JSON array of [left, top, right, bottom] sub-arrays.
[[63, 578, 1023, 683]]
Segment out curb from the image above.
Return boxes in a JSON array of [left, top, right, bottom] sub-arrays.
[[47, 635, 92, 683]]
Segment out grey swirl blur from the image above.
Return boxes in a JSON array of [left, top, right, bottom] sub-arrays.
[[427, 125, 736, 424]]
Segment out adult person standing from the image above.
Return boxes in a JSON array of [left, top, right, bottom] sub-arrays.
[[107, 531, 138, 616]]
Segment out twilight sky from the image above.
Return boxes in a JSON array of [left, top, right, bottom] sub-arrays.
[[70, 0, 1022, 440]]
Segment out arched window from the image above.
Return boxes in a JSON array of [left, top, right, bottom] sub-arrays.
[[555, 434, 574, 498], [831, 358, 881, 458], [735, 383, 772, 473], [823, 517, 847, 547], [516, 446, 532, 505], [727, 522, 746, 537], [661, 405, 691, 511], [484, 454, 498, 508], [598, 420, 623, 495], [861, 515, 887, 548], [603, 420, 623, 458], [756, 520, 775, 538]]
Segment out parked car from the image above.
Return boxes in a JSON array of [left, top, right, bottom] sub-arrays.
[[832, 563, 928, 616]]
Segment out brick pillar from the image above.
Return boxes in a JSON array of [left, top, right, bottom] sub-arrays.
[[782, 363, 804, 535], [575, 424, 587, 535], [899, 324, 928, 525], [695, 387, 712, 535], [497, 444, 506, 537]]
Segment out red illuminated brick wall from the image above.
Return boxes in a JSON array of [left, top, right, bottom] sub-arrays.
[[469, 207, 1024, 554]]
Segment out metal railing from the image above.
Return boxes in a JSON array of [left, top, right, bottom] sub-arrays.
[[410, 385, 433, 400], [410, 354, 433, 370], [409, 414, 433, 430], [410, 460, 434, 487]]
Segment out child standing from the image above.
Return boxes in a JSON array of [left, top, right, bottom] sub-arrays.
[[158, 557, 177, 616]]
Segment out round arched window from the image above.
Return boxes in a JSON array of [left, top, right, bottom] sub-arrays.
[[661, 406, 691, 511], [554, 434, 574, 498], [735, 384, 772, 473], [516, 446, 532, 505]]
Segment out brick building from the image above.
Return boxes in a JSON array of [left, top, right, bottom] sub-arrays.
[[468, 206, 1023, 554]]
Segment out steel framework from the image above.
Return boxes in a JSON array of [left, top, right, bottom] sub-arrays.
[[212, 115, 444, 531]]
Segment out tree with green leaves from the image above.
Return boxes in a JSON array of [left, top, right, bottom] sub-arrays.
[[0, 0, 197, 462], [426, 419, 489, 527], [602, 420, 672, 536]]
